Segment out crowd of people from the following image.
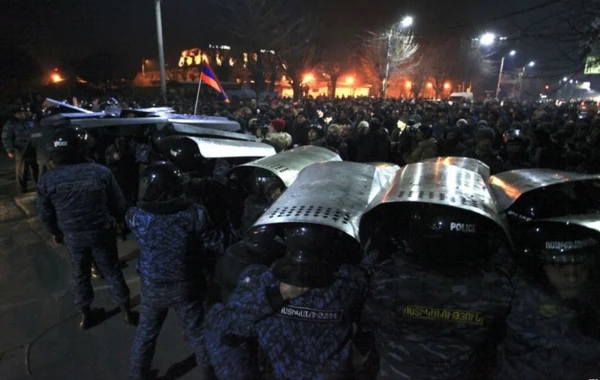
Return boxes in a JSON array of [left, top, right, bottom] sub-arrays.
[[1, 93, 599, 380]]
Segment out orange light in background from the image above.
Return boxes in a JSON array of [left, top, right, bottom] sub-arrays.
[[51, 73, 63, 83], [427, 82, 433, 88], [545, 85, 550, 90], [444, 82, 451, 89], [303, 73, 314, 83], [53, 68, 59, 72], [405, 81, 412, 88], [346, 77, 355, 85]]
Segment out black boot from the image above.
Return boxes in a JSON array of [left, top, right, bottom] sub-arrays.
[[120, 302, 139, 327], [79, 306, 105, 331], [90, 262, 104, 280]]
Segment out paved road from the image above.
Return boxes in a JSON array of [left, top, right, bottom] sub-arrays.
[[0, 157, 202, 380]]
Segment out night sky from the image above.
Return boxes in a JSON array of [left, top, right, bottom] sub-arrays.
[[0, 0, 545, 72]]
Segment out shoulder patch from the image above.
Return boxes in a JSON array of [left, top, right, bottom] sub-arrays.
[[277, 305, 344, 322], [402, 305, 485, 325], [539, 304, 561, 318]]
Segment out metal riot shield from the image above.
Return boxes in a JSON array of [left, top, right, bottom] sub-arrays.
[[169, 123, 257, 142], [43, 98, 94, 114], [230, 146, 342, 188], [360, 162, 510, 243], [251, 162, 395, 260], [489, 169, 600, 225], [422, 156, 491, 181], [171, 136, 276, 159]]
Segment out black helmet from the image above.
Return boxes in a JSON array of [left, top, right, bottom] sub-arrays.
[[404, 204, 495, 270], [244, 225, 287, 264], [151, 127, 173, 152], [506, 184, 599, 227], [271, 225, 340, 288], [43, 106, 61, 117], [245, 168, 285, 202], [138, 161, 187, 202], [11, 106, 29, 117], [168, 137, 205, 174], [521, 222, 599, 265], [48, 126, 86, 164]]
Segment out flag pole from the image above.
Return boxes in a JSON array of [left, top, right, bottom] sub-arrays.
[[194, 77, 203, 115]]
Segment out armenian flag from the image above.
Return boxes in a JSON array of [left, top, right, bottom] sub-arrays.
[[200, 63, 229, 102]]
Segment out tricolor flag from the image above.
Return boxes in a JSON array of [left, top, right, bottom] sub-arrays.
[[200, 63, 229, 102]]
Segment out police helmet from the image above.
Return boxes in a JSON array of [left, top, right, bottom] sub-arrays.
[[521, 222, 599, 266], [12, 106, 29, 117], [244, 225, 287, 264], [271, 225, 340, 288], [151, 127, 173, 152], [43, 106, 61, 118], [48, 126, 86, 164], [138, 161, 187, 202], [404, 204, 494, 269], [506, 185, 598, 226], [167, 137, 205, 174], [245, 168, 285, 201]]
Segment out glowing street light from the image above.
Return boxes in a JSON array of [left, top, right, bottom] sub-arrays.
[[563, 77, 568, 81], [496, 50, 516, 99], [480, 33, 496, 46], [303, 73, 314, 84], [400, 16, 414, 28], [444, 82, 451, 89], [528, 61, 535, 67], [51, 73, 63, 83], [509, 50, 516, 56], [427, 82, 433, 88]]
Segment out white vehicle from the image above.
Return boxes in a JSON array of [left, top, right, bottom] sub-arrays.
[[448, 92, 474, 103]]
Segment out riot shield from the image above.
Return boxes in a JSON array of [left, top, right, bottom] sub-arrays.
[[422, 156, 491, 181], [169, 136, 276, 159], [360, 162, 510, 243], [489, 169, 600, 212], [230, 146, 342, 188], [43, 98, 94, 114], [251, 161, 396, 262]]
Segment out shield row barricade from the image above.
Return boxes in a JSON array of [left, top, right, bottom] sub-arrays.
[[240, 154, 600, 262]]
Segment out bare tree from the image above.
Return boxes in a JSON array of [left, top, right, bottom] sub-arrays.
[[316, 25, 358, 97], [361, 23, 419, 98]]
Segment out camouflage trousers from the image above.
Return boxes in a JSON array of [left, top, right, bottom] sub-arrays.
[[64, 229, 130, 309], [129, 280, 205, 380]]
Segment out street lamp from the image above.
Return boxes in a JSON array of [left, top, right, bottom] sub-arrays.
[[480, 33, 496, 46], [496, 50, 516, 99], [518, 61, 536, 99], [400, 16, 414, 28], [154, 0, 167, 103]]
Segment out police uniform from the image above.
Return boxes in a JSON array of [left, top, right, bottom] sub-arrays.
[[37, 162, 131, 314], [494, 215, 600, 380], [218, 263, 367, 380], [127, 161, 224, 380], [29, 121, 54, 175], [363, 252, 513, 379], [2, 107, 39, 191]]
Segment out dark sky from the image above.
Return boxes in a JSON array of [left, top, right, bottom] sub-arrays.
[[0, 0, 543, 72]]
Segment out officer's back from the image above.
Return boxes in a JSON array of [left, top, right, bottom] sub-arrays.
[[38, 155, 124, 233]]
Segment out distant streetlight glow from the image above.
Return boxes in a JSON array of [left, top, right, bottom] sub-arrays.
[[400, 16, 414, 28], [509, 50, 516, 56], [346, 77, 355, 85], [480, 33, 496, 46], [444, 82, 451, 89], [51, 73, 63, 83], [427, 82, 433, 88], [545, 85, 550, 89], [528, 61, 535, 67], [563, 77, 568, 81]]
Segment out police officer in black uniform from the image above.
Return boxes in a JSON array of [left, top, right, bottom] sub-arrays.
[[37, 126, 136, 330], [127, 161, 224, 380]]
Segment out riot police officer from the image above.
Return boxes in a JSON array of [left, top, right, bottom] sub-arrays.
[[362, 203, 514, 379], [29, 111, 55, 175], [37, 126, 135, 330], [127, 161, 224, 380], [204, 225, 367, 379], [241, 169, 285, 231], [494, 215, 600, 379], [2, 106, 39, 192]]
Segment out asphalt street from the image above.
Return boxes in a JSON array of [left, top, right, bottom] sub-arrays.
[[0, 156, 202, 380]]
